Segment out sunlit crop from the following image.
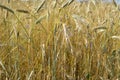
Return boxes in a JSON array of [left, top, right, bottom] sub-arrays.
[[0, 0, 120, 80]]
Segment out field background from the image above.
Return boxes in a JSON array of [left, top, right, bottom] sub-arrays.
[[0, 0, 120, 80]]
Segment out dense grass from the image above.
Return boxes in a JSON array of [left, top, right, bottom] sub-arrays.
[[0, 0, 120, 80]]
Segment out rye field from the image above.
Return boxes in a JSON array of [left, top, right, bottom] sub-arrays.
[[0, 0, 120, 80]]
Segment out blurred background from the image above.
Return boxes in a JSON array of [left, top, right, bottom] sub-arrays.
[[76, 0, 120, 4]]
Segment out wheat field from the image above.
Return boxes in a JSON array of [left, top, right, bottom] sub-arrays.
[[0, 0, 120, 80]]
